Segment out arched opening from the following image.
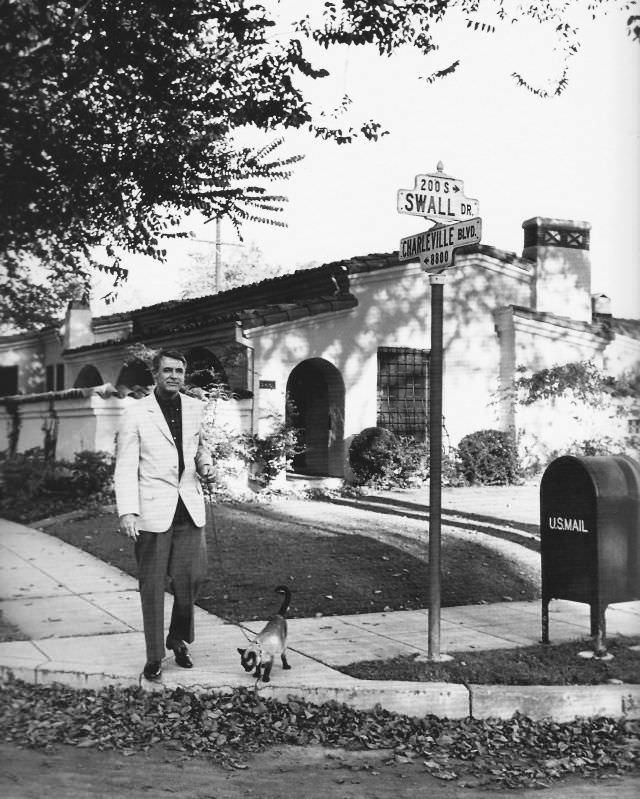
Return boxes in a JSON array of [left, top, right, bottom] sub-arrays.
[[186, 346, 228, 387], [286, 358, 345, 477], [73, 364, 103, 388], [115, 359, 153, 394]]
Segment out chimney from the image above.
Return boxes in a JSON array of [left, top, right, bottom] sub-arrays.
[[62, 299, 94, 350], [522, 217, 592, 322]]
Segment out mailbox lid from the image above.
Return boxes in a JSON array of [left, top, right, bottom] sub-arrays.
[[580, 455, 640, 599]]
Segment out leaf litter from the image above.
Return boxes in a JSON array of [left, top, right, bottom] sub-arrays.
[[1, 676, 638, 789]]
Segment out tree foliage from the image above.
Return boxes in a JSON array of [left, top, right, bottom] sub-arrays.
[[1, 0, 636, 331]]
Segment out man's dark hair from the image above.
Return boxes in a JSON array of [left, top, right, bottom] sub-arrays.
[[152, 349, 187, 372]]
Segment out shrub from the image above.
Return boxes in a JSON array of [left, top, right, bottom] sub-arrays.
[[349, 427, 399, 486], [19, 450, 115, 498], [1, 447, 52, 497], [457, 429, 521, 485], [0, 448, 115, 523], [567, 436, 620, 457], [241, 421, 303, 487], [348, 427, 432, 488], [67, 450, 115, 496], [396, 436, 430, 486]]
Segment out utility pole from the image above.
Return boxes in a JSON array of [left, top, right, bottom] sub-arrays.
[[215, 216, 222, 293]]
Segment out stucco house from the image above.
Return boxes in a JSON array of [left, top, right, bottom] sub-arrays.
[[1, 216, 638, 477]]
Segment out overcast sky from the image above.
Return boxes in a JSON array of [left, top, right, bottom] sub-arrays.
[[95, 4, 640, 320]]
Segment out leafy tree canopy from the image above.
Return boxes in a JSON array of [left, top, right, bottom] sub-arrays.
[[1, 0, 637, 331]]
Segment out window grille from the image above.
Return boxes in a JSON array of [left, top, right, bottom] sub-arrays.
[[377, 347, 428, 441]]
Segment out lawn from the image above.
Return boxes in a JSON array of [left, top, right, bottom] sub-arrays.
[[38, 500, 538, 622], [9, 499, 640, 686]]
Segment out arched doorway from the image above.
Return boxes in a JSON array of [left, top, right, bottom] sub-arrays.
[[286, 358, 345, 477], [74, 364, 103, 388], [115, 359, 153, 394], [186, 346, 228, 387]]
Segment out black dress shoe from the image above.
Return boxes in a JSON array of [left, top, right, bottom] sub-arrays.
[[166, 639, 193, 669], [143, 660, 162, 681]]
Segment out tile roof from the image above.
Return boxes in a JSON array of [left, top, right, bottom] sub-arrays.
[[91, 244, 525, 330], [608, 316, 640, 341], [0, 384, 121, 405]]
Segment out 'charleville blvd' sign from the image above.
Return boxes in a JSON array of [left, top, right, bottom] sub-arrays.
[[398, 217, 482, 270]]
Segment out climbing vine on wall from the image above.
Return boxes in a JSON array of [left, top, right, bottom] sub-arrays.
[[509, 360, 640, 473], [512, 361, 637, 407]]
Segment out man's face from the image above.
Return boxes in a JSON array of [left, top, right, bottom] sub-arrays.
[[154, 356, 186, 396]]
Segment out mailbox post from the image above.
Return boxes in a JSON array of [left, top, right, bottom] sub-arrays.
[[540, 454, 640, 653]]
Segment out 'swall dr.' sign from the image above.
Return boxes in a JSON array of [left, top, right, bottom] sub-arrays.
[[399, 218, 482, 271], [397, 172, 479, 224]]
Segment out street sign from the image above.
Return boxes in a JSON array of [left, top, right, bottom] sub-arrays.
[[398, 217, 482, 271], [397, 171, 479, 223]]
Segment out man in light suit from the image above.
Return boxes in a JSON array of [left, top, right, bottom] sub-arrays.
[[115, 348, 214, 681]]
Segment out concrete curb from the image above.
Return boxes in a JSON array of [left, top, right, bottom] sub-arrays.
[[469, 684, 640, 722], [3, 664, 639, 722]]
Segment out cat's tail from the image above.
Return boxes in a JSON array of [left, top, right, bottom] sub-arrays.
[[274, 584, 291, 617]]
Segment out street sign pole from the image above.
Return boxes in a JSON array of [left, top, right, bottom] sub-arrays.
[[397, 163, 480, 662], [428, 272, 445, 660]]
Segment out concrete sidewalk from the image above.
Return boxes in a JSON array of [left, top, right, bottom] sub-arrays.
[[1, 515, 639, 722]]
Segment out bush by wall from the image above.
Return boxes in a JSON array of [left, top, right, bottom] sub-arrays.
[[348, 427, 431, 488], [349, 427, 399, 487], [457, 429, 521, 485], [0, 448, 115, 522], [241, 421, 303, 487], [66, 450, 115, 496]]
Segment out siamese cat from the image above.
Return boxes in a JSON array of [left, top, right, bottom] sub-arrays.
[[237, 585, 292, 682]]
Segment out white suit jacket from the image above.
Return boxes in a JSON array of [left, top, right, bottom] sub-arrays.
[[114, 392, 213, 532]]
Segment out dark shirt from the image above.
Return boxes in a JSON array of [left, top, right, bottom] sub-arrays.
[[155, 389, 184, 477], [155, 389, 191, 525]]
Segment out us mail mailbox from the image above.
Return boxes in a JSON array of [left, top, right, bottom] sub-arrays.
[[540, 454, 640, 651]]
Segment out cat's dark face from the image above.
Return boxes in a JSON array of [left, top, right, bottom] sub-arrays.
[[238, 646, 260, 672]]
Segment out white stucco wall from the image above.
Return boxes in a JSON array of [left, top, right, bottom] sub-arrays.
[[0, 335, 46, 394], [5, 395, 126, 459], [497, 316, 640, 471], [246, 256, 533, 473], [443, 255, 532, 446], [247, 262, 429, 449]]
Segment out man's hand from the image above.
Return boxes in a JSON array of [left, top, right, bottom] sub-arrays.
[[119, 513, 139, 541], [199, 465, 216, 483]]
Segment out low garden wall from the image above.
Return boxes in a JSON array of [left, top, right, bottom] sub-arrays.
[[0, 391, 253, 462]]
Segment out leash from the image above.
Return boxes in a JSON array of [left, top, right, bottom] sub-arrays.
[[203, 484, 254, 643]]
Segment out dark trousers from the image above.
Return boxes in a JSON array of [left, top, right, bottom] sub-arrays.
[[135, 520, 207, 662]]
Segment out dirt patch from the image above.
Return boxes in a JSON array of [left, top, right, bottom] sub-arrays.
[[2, 741, 639, 799], [341, 635, 640, 686]]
